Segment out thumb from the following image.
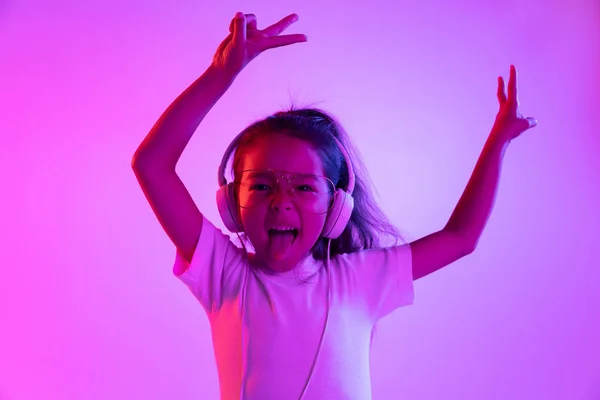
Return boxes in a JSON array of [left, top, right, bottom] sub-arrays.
[[232, 12, 246, 44], [526, 117, 538, 128]]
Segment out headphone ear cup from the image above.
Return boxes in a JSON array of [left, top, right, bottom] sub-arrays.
[[322, 189, 354, 239], [216, 183, 244, 233]]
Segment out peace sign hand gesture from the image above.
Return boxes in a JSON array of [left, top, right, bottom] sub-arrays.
[[212, 13, 307, 75], [490, 65, 538, 144]]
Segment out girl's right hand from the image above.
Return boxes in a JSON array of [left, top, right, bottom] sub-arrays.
[[212, 13, 307, 76]]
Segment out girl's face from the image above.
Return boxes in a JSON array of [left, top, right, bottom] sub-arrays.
[[237, 134, 330, 273]]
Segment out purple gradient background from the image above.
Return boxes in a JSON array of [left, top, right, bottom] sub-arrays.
[[1, 1, 599, 399]]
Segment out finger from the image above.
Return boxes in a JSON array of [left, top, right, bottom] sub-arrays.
[[497, 76, 507, 105], [262, 14, 299, 37], [508, 64, 518, 104], [229, 14, 257, 33], [526, 117, 538, 128], [232, 12, 246, 43], [263, 34, 308, 50], [246, 14, 257, 30]]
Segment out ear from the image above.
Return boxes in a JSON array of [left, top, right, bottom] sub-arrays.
[[322, 189, 354, 239], [236, 204, 244, 232], [216, 183, 245, 233]]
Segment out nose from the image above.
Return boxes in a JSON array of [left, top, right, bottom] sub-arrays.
[[270, 179, 294, 210]]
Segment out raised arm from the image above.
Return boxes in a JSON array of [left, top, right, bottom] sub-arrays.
[[131, 65, 238, 264], [131, 13, 307, 264], [410, 65, 538, 280]]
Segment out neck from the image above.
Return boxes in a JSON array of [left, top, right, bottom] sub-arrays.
[[249, 252, 312, 274]]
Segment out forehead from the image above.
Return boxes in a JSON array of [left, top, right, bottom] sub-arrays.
[[240, 134, 325, 175]]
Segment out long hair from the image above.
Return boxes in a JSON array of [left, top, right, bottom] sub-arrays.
[[230, 106, 406, 259]]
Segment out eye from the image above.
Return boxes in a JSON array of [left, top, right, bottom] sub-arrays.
[[295, 185, 315, 192], [250, 184, 271, 191]]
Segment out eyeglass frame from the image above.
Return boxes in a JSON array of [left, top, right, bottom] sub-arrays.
[[233, 168, 337, 214]]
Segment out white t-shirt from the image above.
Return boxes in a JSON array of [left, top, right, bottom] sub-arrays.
[[173, 216, 414, 400]]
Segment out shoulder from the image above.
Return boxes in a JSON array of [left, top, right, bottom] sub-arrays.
[[328, 244, 413, 288], [328, 244, 414, 316], [333, 244, 412, 270]]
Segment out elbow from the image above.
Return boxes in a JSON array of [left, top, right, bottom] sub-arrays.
[[131, 151, 150, 169], [445, 227, 479, 256], [453, 232, 478, 256], [462, 239, 478, 256]]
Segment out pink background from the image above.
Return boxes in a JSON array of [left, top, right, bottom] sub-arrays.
[[2, 1, 599, 399]]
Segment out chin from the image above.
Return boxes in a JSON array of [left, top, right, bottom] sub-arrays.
[[254, 245, 307, 272]]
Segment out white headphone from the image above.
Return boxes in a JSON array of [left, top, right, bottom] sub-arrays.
[[216, 131, 355, 239]]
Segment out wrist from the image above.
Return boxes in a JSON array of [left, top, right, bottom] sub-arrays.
[[484, 132, 510, 158], [488, 126, 512, 146], [207, 63, 240, 85]]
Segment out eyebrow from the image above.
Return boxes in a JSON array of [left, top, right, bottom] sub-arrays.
[[245, 171, 273, 178]]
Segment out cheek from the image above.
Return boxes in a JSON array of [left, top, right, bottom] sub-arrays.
[[301, 214, 328, 239], [240, 208, 266, 238]]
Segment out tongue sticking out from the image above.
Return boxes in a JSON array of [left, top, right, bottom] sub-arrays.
[[269, 230, 296, 260]]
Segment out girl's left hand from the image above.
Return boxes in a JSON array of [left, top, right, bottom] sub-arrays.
[[490, 65, 538, 144]]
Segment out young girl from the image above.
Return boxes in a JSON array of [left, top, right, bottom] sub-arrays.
[[132, 12, 537, 400]]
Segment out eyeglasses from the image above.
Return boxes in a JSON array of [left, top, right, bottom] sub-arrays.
[[234, 169, 336, 214]]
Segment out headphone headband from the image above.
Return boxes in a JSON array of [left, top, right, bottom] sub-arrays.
[[329, 134, 355, 194], [217, 131, 245, 187]]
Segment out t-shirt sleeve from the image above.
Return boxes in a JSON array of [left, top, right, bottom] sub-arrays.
[[172, 216, 246, 313], [346, 244, 414, 320]]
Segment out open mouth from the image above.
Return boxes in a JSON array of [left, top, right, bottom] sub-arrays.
[[268, 228, 299, 240], [267, 228, 299, 259]]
